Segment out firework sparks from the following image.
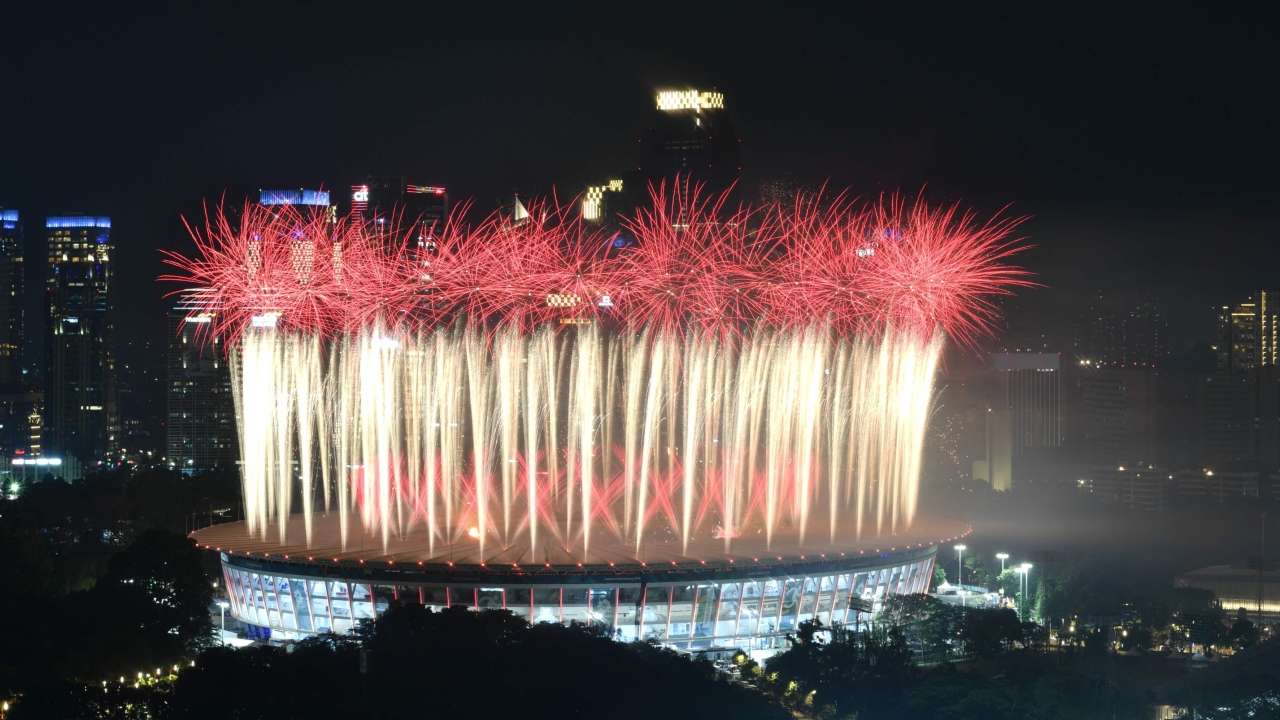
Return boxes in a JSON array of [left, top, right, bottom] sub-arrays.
[[163, 183, 1031, 561]]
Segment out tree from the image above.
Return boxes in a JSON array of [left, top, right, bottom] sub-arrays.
[[880, 593, 959, 659], [763, 619, 917, 717], [1228, 610, 1260, 651], [958, 608, 1022, 658], [97, 530, 215, 659]]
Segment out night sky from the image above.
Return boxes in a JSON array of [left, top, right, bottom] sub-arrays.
[[3, 4, 1277, 360]]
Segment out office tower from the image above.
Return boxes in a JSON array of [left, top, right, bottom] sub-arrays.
[[166, 289, 236, 474], [1077, 366, 1156, 466], [582, 179, 625, 223], [0, 208, 35, 459], [1201, 291, 1280, 471], [1077, 294, 1168, 368], [258, 188, 331, 209], [992, 352, 1063, 451], [977, 353, 1063, 492], [0, 208, 22, 385], [641, 88, 741, 191], [45, 215, 115, 467], [349, 178, 448, 251]]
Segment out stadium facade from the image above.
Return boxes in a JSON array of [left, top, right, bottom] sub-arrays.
[[195, 518, 964, 652]]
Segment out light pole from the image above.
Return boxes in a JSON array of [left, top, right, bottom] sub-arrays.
[[954, 544, 967, 608], [216, 601, 230, 645], [996, 552, 1009, 574]]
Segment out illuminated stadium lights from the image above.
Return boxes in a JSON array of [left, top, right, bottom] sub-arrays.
[[199, 519, 966, 649], [163, 183, 1029, 565], [656, 89, 725, 111]]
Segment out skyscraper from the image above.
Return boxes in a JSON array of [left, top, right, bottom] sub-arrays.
[[977, 352, 1063, 492], [258, 188, 331, 210], [0, 207, 38, 460], [166, 289, 236, 474], [641, 88, 741, 191], [45, 215, 115, 468], [0, 208, 22, 385], [992, 352, 1064, 452], [1203, 291, 1280, 471], [350, 178, 448, 252], [1217, 291, 1279, 371], [1077, 294, 1168, 368]]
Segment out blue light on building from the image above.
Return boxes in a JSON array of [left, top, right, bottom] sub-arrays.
[[46, 216, 111, 229], [259, 189, 330, 207]]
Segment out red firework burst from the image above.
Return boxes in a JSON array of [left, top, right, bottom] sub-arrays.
[[160, 180, 1034, 345]]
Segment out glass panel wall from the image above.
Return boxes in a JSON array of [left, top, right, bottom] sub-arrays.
[[219, 552, 937, 649]]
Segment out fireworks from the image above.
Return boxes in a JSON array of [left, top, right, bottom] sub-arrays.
[[163, 182, 1031, 562]]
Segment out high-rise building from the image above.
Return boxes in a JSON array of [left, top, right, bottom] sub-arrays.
[[0, 208, 35, 460], [1201, 291, 1280, 471], [258, 188, 331, 209], [977, 353, 1063, 492], [1077, 366, 1156, 466], [1077, 294, 1168, 369], [581, 179, 625, 224], [166, 289, 236, 474], [349, 178, 448, 252], [992, 352, 1063, 452], [45, 215, 115, 468], [1217, 291, 1279, 372], [640, 88, 741, 191], [0, 208, 23, 386]]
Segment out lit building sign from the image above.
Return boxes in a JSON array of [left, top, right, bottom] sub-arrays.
[[11, 457, 62, 466], [656, 89, 725, 112], [351, 187, 370, 203], [259, 189, 331, 207], [46, 216, 112, 229], [406, 185, 447, 196]]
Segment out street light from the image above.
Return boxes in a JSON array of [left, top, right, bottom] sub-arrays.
[[996, 552, 1009, 573], [216, 600, 230, 645], [1015, 563, 1033, 622], [954, 544, 967, 608]]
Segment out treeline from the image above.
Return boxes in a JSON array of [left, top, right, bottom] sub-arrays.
[[11, 606, 788, 720]]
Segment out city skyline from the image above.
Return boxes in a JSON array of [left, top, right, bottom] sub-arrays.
[[2, 7, 1278, 363]]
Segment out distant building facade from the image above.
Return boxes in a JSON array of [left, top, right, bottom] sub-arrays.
[[1077, 294, 1168, 369], [166, 290, 236, 474], [1201, 291, 1280, 471], [350, 178, 448, 253], [975, 353, 1063, 491], [45, 215, 115, 469], [640, 88, 741, 192], [0, 208, 35, 460], [1216, 291, 1279, 372], [0, 208, 23, 385]]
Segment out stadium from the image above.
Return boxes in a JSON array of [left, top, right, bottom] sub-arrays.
[[172, 183, 1025, 652], [194, 515, 966, 650]]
